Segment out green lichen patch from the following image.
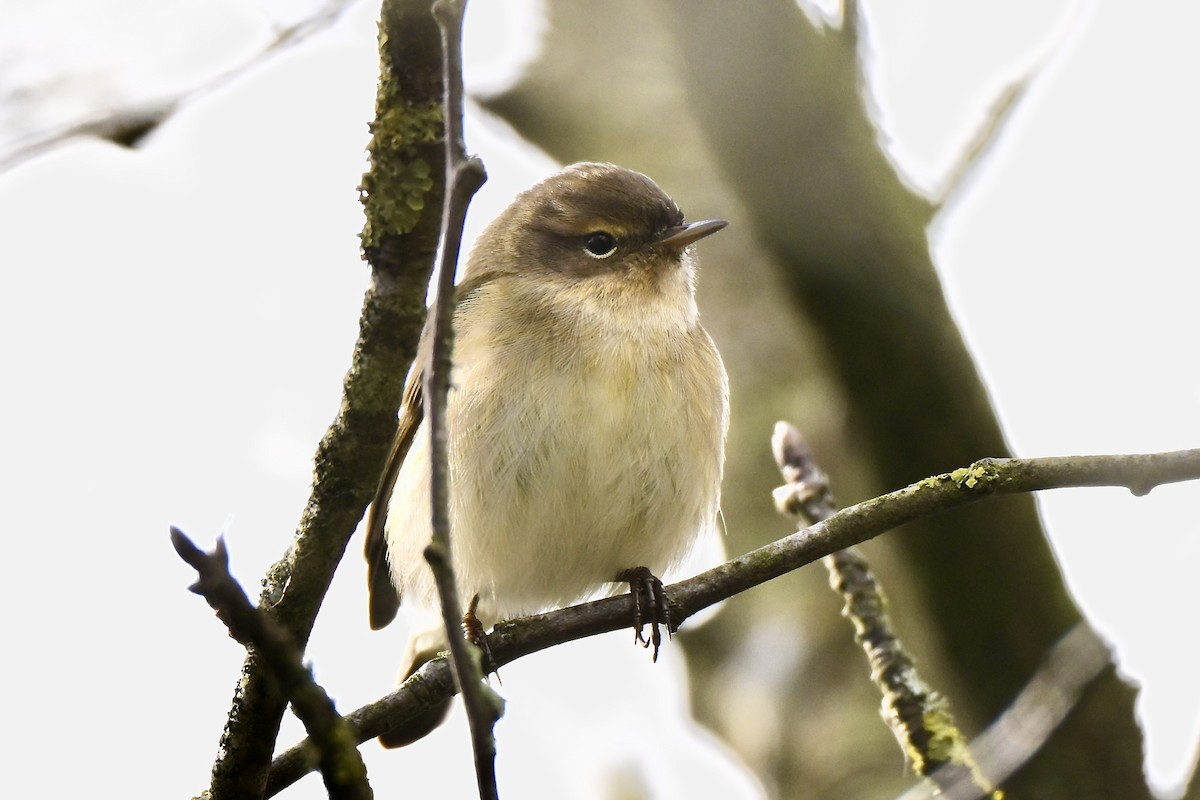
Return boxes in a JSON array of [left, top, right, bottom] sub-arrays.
[[950, 460, 999, 490], [359, 103, 443, 247]]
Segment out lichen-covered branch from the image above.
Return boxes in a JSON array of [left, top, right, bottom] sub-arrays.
[[898, 622, 1113, 800], [203, 2, 450, 797], [265, 447, 1200, 792], [171, 528, 371, 800], [771, 423, 997, 799]]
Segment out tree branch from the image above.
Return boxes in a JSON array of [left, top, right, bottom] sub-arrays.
[[930, 1, 1091, 210], [929, 71, 1035, 211], [265, 447, 1200, 793], [898, 622, 1113, 800], [422, 0, 498, 798], [772, 423, 997, 798], [0, 0, 360, 171], [170, 528, 371, 800], [203, 1, 450, 796]]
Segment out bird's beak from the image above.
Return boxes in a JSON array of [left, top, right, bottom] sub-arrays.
[[655, 218, 728, 249]]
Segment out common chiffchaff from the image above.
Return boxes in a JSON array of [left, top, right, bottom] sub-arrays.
[[364, 162, 729, 746]]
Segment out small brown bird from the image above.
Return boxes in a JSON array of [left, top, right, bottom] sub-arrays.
[[365, 162, 729, 746]]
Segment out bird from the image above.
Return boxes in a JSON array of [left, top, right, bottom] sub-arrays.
[[364, 161, 729, 746]]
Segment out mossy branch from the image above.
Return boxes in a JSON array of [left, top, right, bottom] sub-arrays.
[[201, 2, 451, 797], [265, 447, 1200, 794], [171, 529, 371, 800], [772, 422, 998, 799]]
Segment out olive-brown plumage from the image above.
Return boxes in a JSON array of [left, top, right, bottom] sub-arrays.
[[365, 162, 728, 746]]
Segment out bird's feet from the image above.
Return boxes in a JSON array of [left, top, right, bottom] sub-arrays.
[[462, 594, 500, 682], [616, 566, 671, 662]]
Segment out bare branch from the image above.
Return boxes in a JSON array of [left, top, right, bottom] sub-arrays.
[[773, 423, 998, 799], [170, 528, 371, 800], [268, 653, 463, 796], [897, 622, 1113, 800], [266, 447, 1200, 792], [931, 1, 1091, 210], [0, 0, 357, 171], [929, 72, 1035, 211], [422, 0, 497, 797]]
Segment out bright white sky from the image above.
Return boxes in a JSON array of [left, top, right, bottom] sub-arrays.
[[1, 1, 1197, 798]]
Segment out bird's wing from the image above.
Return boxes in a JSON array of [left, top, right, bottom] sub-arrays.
[[363, 270, 504, 630], [365, 361, 424, 630]]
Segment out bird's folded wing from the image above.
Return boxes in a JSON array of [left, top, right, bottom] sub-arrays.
[[366, 364, 424, 630], [364, 271, 502, 630]]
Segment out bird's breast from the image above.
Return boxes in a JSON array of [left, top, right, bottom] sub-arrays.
[[443, 283, 727, 615]]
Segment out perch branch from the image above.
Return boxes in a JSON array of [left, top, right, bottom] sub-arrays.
[[264, 447, 1200, 793]]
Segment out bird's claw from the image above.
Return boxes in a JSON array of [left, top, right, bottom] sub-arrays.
[[462, 594, 501, 683], [617, 567, 671, 662]]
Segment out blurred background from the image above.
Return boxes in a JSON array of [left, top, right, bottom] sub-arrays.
[[1, 1, 1197, 798]]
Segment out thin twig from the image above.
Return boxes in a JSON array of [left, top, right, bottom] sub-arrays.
[[265, 447, 1200, 792], [929, 73, 1034, 211], [931, 0, 1091, 210], [423, 1, 497, 798], [170, 528, 371, 800], [772, 422, 997, 799], [0, 0, 360, 170]]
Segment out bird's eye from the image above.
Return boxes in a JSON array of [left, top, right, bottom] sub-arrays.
[[583, 231, 618, 258]]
